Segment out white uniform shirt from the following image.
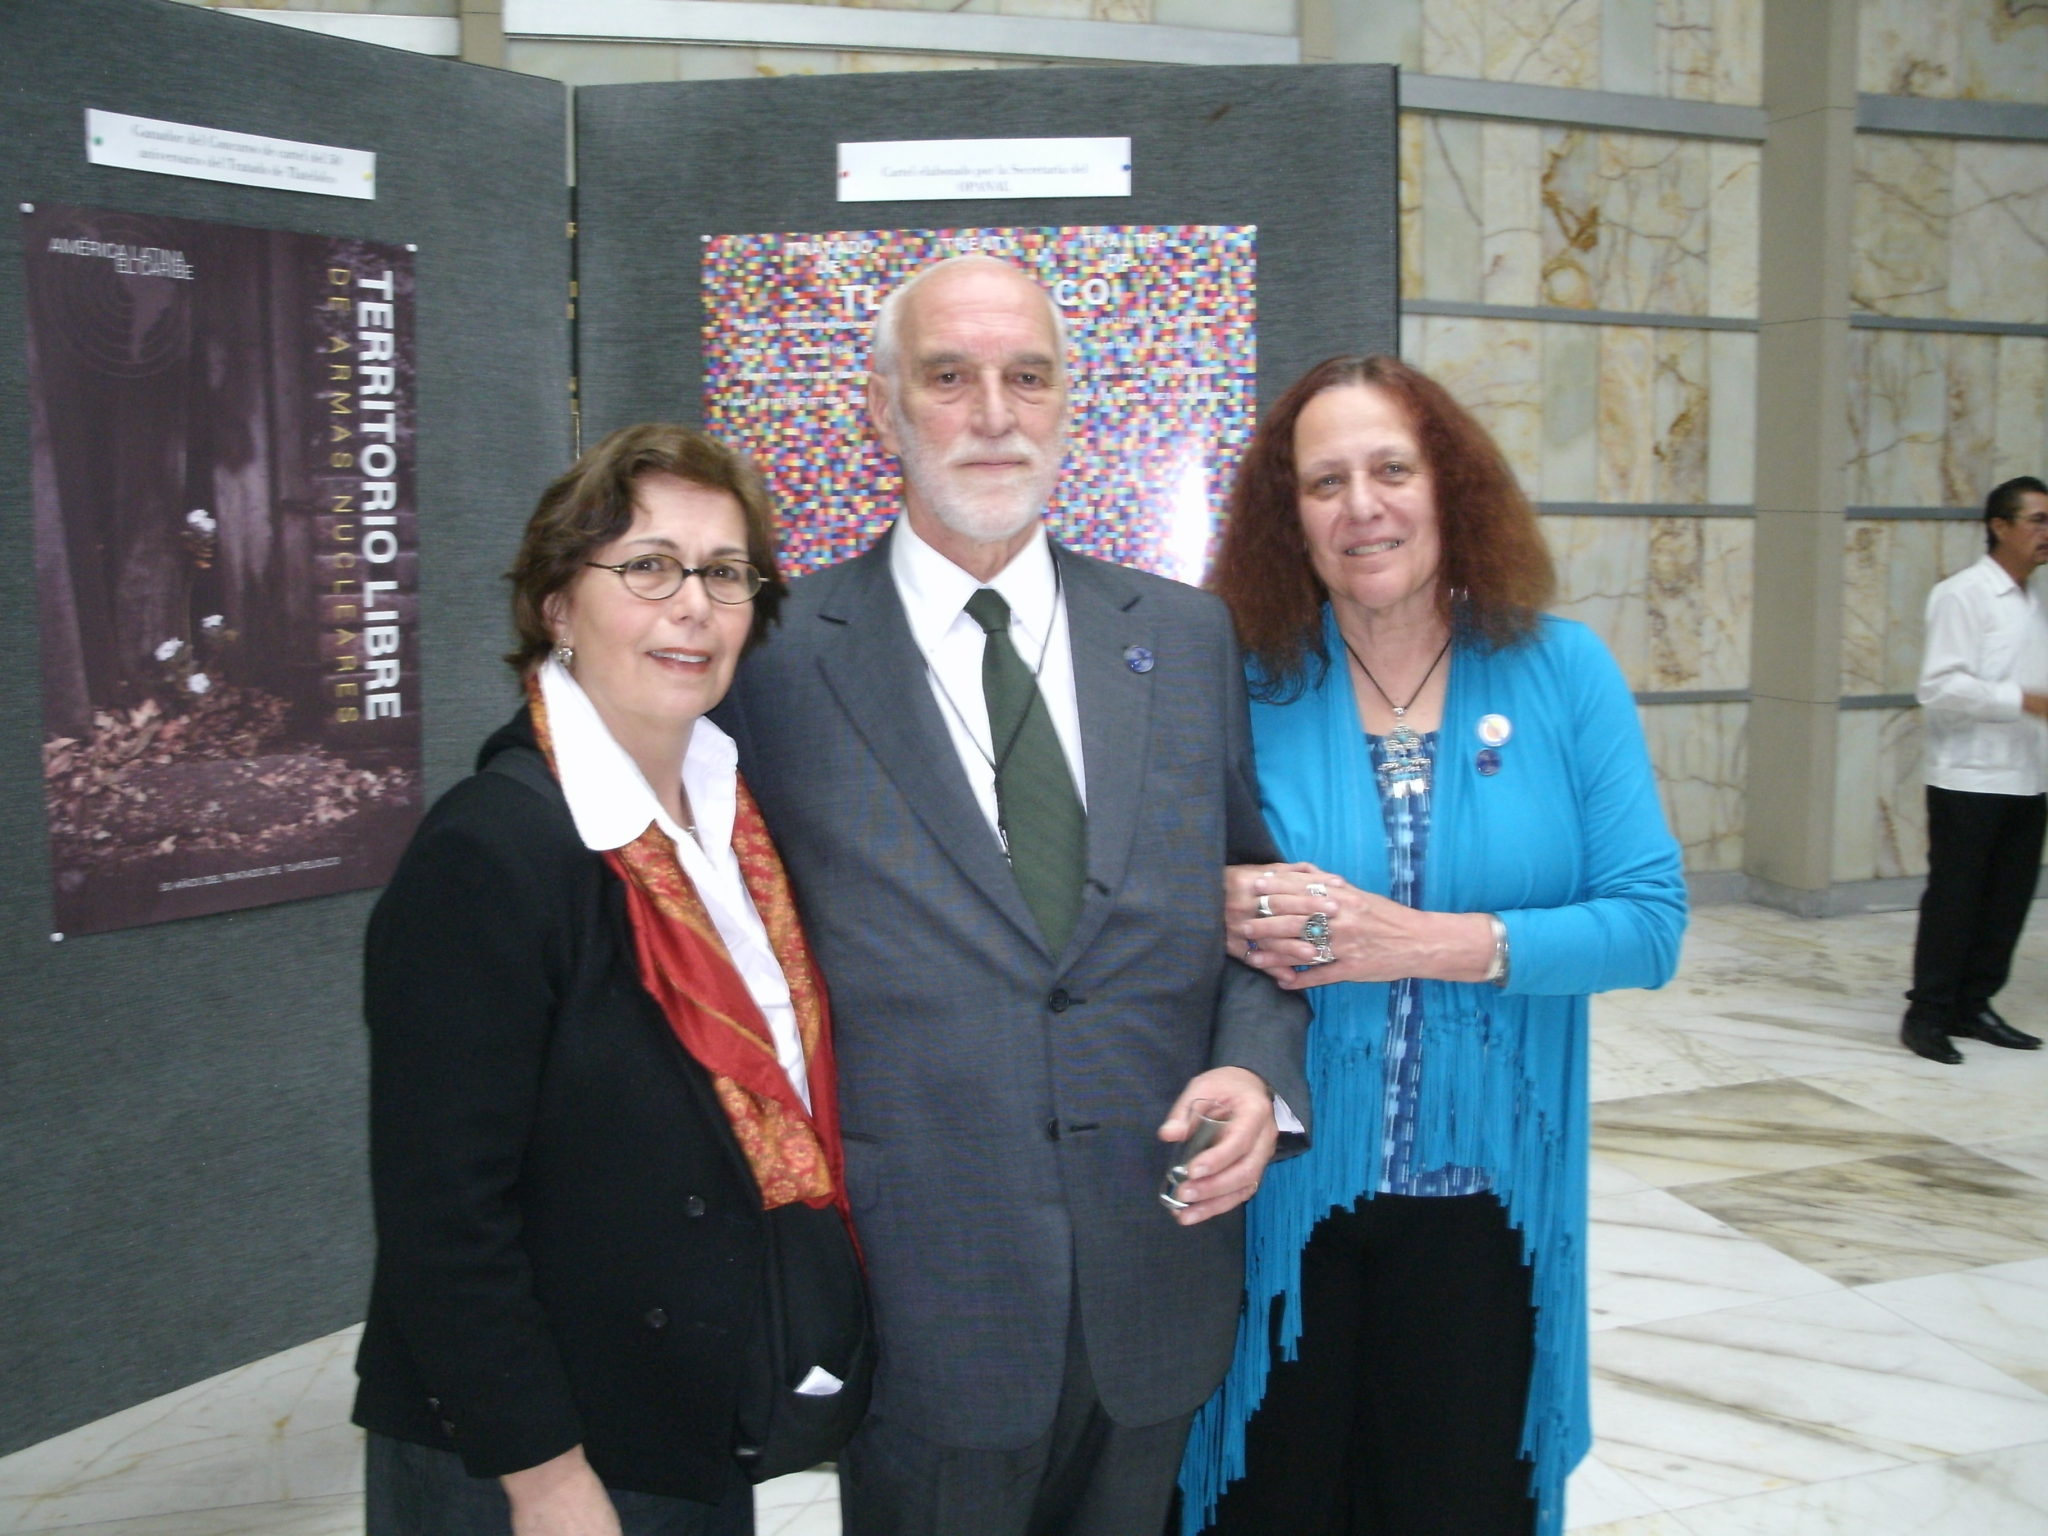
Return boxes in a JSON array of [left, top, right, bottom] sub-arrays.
[[888, 517, 1088, 836], [538, 658, 811, 1109], [1917, 554, 2048, 797]]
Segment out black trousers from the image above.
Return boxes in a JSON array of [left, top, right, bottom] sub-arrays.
[[1204, 1192, 1537, 1536], [1908, 786, 2047, 1015]]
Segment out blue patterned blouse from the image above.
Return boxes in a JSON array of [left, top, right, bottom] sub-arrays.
[[1367, 728, 1490, 1198]]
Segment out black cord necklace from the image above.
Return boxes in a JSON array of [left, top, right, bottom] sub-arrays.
[[1339, 629, 1451, 800]]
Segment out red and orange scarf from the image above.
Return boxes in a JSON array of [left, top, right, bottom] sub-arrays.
[[528, 677, 848, 1219]]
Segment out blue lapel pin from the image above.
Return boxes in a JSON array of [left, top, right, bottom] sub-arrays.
[[1123, 645, 1155, 674]]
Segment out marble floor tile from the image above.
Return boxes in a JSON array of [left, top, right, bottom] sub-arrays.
[[12, 1491, 362, 1536], [1589, 1155, 1656, 1198], [0, 1327, 363, 1532], [1664, 1439, 2048, 1533], [1565, 1452, 1663, 1527], [1626, 1003, 1912, 1081], [1976, 1131, 2048, 1183], [758, 1468, 839, 1535], [1590, 1016, 1772, 1103], [1803, 1057, 2048, 1145], [1567, 1518, 1695, 1536], [1590, 1080, 1940, 1189], [1677, 1144, 2048, 1286], [1588, 1189, 1841, 1331], [1858, 1255, 2048, 1394], [1590, 1289, 2048, 1511]]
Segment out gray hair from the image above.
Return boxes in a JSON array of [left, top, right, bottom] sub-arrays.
[[868, 253, 1069, 381]]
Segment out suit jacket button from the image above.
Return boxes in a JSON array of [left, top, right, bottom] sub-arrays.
[[1047, 989, 1070, 1012], [645, 1307, 669, 1329], [1044, 1117, 1061, 1141], [684, 1195, 707, 1217]]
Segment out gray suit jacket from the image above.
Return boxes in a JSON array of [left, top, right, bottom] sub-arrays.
[[719, 531, 1310, 1450]]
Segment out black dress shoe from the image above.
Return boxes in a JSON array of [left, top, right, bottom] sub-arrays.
[[1901, 1010, 1963, 1064], [1952, 1006, 2042, 1050]]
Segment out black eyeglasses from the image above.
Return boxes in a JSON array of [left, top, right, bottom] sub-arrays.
[[585, 554, 763, 604]]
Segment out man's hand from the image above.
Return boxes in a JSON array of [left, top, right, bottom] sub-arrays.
[[2024, 692, 2048, 720], [1155, 1066, 1277, 1226], [502, 1446, 622, 1536]]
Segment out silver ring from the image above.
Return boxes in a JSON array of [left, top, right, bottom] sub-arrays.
[[1305, 882, 1329, 899], [1255, 894, 1274, 918], [1311, 939, 1337, 965], [1302, 911, 1331, 943]]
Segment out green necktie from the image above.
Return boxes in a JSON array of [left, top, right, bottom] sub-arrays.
[[964, 588, 1086, 953]]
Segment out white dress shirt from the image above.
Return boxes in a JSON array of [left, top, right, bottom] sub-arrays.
[[539, 658, 811, 1109], [888, 517, 1087, 841], [1917, 554, 2048, 797]]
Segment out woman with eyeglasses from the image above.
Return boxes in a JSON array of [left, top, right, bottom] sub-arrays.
[[353, 424, 866, 1536]]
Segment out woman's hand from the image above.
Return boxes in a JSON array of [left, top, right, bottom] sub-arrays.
[[1229, 864, 1497, 989], [502, 1446, 623, 1536]]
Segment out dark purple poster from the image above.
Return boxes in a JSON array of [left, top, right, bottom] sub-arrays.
[[24, 204, 422, 936]]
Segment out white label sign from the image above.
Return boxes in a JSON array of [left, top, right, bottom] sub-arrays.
[[837, 138, 1130, 203], [85, 109, 376, 200]]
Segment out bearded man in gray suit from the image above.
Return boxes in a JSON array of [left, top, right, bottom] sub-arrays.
[[718, 254, 1310, 1536]]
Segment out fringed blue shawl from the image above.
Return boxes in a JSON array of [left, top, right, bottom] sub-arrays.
[[1180, 610, 1686, 1536]]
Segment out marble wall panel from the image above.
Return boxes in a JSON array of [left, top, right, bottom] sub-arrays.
[[1944, 333, 2001, 505], [1151, 0, 1299, 31], [1641, 700, 1746, 871], [1840, 521, 1890, 696], [1697, 516, 1752, 690], [1853, 135, 1954, 320], [1706, 140, 1760, 319], [1599, 325, 1660, 502], [1995, 336, 2048, 483], [1399, 112, 1426, 302], [1956, 1, 2048, 105], [1655, 0, 1716, 102], [1950, 142, 2048, 326], [1539, 128, 1602, 310], [1483, 0, 1603, 89], [1883, 518, 1943, 694], [1602, 0, 1659, 97], [1833, 706, 1929, 882], [1648, 516, 1706, 687], [1706, 329, 1756, 505], [1420, 114, 1485, 303], [1848, 330, 2048, 508], [1420, 0, 1485, 78], [1542, 320, 1601, 501], [1482, 122, 1545, 306], [1547, 514, 1651, 686], [1839, 519, 1974, 699], [1709, 0, 1762, 106], [1653, 328, 1710, 502], [1417, 314, 1544, 487], [1833, 707, 1882, 883], [1859, 0, 1960, 98]]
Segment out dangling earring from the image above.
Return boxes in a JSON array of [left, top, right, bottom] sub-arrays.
[[554, 641, 574, 669]]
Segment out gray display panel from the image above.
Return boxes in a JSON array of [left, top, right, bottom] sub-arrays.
[[574, 64, 1399, 439], [0, 0, 568, 1454]]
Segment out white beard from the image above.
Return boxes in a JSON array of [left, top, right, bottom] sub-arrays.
[[894, 405, 1063, 545]]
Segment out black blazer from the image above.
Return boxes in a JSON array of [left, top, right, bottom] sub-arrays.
[[352, 712, 768, 1499]]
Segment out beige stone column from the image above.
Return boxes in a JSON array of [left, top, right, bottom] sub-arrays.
[[1744, 0, 1859, 914], [460, 0, 505, 69]]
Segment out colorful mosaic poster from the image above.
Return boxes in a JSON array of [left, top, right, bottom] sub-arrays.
[[24, 204, 422, 936], [702, 225, 1256, 580]]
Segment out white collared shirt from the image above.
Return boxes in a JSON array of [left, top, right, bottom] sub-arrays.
[[1917, 554, 2048, 796], [538, 658, 811, 1109], [888, 517, 1087, 842]]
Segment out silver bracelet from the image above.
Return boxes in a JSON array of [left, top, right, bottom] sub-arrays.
[[1483, 913, 1510, 987]]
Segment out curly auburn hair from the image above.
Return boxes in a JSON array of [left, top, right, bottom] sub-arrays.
[[504, 423, 786, 673], [1211, 354, 1555, 700]]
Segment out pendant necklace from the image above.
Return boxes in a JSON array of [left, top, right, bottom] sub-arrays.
[[1340, 629, 1452, 800]]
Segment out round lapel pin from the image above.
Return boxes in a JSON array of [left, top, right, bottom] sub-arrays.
[[1123, 645, 1155, 674], [1477, 713, 1512, 747], [1476, 747, 1502, 776]]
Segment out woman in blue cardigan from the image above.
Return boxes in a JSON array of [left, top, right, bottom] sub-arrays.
[[1179, 356, 1687, 1536]]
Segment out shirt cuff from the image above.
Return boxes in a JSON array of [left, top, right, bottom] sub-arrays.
[[1272, 1095, 1304, 1135]]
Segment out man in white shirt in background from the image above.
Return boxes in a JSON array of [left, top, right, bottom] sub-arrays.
[[1903, 474, 2048, 1063]]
